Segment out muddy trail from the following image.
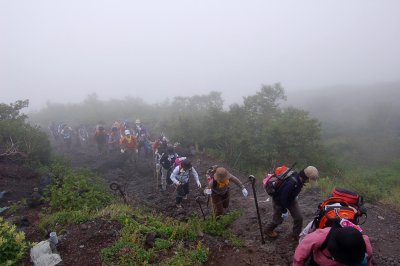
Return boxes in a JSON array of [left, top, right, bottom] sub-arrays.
[[47, 141, 400, 266], [1, 140, 398, 265]]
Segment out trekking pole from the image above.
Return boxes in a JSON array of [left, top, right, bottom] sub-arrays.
[[249, 175, 265, 244], [196, 197, 206, 220]]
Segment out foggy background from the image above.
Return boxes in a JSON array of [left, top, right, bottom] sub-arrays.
[[1, 0, 399, 111]]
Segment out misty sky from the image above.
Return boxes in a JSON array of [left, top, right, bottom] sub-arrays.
[[1, 1, 399, 110]]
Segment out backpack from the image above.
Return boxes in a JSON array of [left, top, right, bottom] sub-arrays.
[[173, 157, 187, 168], [313, 187, 367, 229], [263, 164, 297, 197]]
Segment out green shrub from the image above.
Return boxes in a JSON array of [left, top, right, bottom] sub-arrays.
[[0, 100, 51, 163], [154, 238, 172, 250], [197, 211, 241, 236], [190, 241, 209, 264], [46, 168, 112, 212], [0, 217, 29, 266]]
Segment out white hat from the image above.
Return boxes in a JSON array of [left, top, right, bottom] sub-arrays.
[[124, 129, 130, 135], [304, 166, 319, 180], [135, 119, 141, 124]]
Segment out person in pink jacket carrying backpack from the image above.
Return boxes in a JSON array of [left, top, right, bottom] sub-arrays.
[[293, 224, 373, 266]]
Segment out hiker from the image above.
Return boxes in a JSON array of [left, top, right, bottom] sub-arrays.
[[169, 159, 201, 208], [264, 166, 319, 241], [108, 127, 120, 153], [120, 129, 138, 163], [60, 125, 73, 150], [299, 187, 367, 242], [159, 145, 178, 191], [94, 124, 108, 154], [293, 225, 373, 266], [205, 166, 248, 217], [77, 124, 89, 146], [135, 119, 150, 157]]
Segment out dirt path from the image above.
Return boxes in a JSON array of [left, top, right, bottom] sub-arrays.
[[50, 144, 400, 265], [0, 141, 400, 265]]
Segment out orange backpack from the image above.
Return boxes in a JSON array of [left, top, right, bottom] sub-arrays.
[[313, 188, 367, 229]]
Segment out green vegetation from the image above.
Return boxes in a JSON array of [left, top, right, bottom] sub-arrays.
[[26, 84, 400, 208], [318, 159, 400, 211], [100, 207, 239, 265], [0, 100, 50, 163], [0, 217, 29, 266], [39, 162, 113, 232], [36, 162, 240, 265]]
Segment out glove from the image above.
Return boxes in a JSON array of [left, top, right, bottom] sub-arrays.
[[197, 182, 202, 188], [242, 188, 248, 197], [204, 188, 212, 195], [120, 149, 125, 153], [174, 181, 181, 186], [281, 211, 289, 220]]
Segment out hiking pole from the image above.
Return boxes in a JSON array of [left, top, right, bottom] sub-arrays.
[[249, 175, 265, 244], [196, 197, 206, 220], [110, 182, 128, 204]]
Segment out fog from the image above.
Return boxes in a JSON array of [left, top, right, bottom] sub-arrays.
[[1, 1, 399, 111]]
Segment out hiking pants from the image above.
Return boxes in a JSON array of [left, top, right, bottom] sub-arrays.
[[124, 149, 137, 163], [211, 190, 230, 216], [160, 167, 169, 190], [265, 199, 303, 237], [176, 182, 189, 204]]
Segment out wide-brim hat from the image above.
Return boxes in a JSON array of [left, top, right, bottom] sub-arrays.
[[304, 166, 319, 180], [327, 227, 366, 265], [214, 167, 229, 182]]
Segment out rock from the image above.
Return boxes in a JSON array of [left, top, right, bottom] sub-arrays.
[[30, 240, 62, 266], [80, 224, 88, 230], [378, 215, 385, 220], [27, 191, 43, 208], [0, 191, 8, 199], [39, 175, 53, 195], [144, 232, 157, 248]]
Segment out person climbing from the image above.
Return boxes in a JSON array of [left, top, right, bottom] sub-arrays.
[[108, 126, 120, 153], [293, 224, 373, 265], [135, 119, 150, 157], [94, 123, 108, 155], [120, 129, 138, 163], [205, 166, 248, 217], [60, 125, 73, 150], [159, 145, 178, 191], [264, 165, 319, 241], [169, 159, 201, 208]]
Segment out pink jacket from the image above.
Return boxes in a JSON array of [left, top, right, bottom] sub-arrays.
[[293, 227, 373, 266]]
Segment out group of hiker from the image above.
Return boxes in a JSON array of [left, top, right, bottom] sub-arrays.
[[50, 120, 373, 265], [49, 119, 152, 158], [158, 157, 373, 265]]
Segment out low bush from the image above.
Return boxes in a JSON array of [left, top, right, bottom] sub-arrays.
[[0, 217, 29, 266]]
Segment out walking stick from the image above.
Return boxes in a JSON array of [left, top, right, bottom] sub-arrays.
[[249, 175, 265, 244], [196, 197, 206, 220]]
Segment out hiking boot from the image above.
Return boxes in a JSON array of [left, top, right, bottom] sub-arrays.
[[265, 230, 278, 239], [176, 204, 182, 208]]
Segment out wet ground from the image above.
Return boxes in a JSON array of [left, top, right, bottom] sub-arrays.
[[1, 141, 400, 265]]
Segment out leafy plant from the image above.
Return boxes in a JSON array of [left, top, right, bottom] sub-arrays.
[[0, 217, 29, 266], [46, 168, 112, 212]]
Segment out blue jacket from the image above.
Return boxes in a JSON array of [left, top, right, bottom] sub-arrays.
[[274, 173, 303, 213]]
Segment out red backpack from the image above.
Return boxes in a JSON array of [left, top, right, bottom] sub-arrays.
[[263, 165, 297, 196], [313, 187, 367, 229]]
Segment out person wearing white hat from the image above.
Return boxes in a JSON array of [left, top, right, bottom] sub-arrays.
[[120, 129, 138, 163]]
